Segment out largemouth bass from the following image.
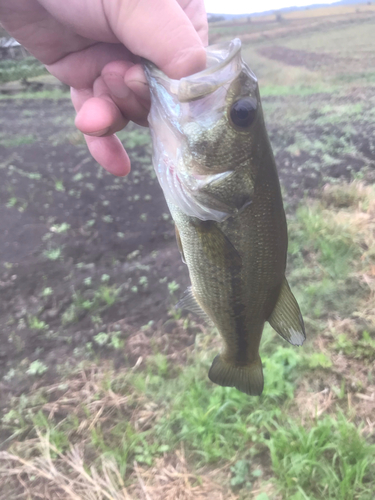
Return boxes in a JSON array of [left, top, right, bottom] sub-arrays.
[[144, 38, 305, 396]]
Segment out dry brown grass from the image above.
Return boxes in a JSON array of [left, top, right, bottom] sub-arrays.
[[0, 436, 238, 500], [292, 182, 375, 432], [0, 361, 239, 500]]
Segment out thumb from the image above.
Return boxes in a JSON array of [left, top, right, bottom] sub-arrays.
[[104, 0, 206, 79]]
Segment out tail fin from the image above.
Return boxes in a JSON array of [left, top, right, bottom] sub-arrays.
[[208, 355, 264, 396]]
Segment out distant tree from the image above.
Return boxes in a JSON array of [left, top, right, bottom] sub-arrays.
[[207, 14, 225, 23], [247, 16, 252, 23], [275, 13, 284, 22]]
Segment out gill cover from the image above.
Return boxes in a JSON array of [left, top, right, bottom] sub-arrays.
[[144, 38, 257, 222]]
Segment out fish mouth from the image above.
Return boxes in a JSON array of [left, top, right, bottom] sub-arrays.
[[143, 39, 257, 222], [144, 38, 248, 102]]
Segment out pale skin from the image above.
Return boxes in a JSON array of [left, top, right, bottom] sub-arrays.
[[0, 0, 208, 175]]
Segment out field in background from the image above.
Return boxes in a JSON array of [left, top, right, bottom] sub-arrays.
[[1, 5, 375, 500]]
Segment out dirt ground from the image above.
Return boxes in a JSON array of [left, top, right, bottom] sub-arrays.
[[0, 98, 191, 406], [1, 81, 375, 415]]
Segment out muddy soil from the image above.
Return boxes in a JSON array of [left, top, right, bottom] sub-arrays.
[[0, 90, 374, 413]]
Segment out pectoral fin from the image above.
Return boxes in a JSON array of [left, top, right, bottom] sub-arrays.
[[194, 169, 254, 217], [175, 225, 186, 264], [268, 278, 306, 346]]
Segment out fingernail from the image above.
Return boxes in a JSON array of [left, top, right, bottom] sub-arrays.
[[85, 127, 110, 137]]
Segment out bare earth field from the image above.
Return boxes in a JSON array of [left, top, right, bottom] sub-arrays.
[[1, 6, 375, 500]]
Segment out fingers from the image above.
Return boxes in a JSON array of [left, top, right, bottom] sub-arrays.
[[71, 61, 151, 176], [84, 134, 131, 177], [101, 60, 149, 126], [46, 42, 132, 89], [71, 86, 131, 176], [124, 64, 150, 103]]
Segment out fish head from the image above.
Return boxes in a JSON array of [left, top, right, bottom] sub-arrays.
[[144, 39, 267, 221]]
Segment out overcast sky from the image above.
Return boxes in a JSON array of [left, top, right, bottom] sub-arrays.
[[204, 0, 335, 14]]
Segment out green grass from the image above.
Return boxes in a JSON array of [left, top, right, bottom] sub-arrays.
[[0, 57, 47, 83], [268, 415, 375, 500], [2, 321, 375, 497], [0, 134, 36, 147], [0, 89, 69, 100]]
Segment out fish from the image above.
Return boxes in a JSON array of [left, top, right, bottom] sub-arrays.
[[143, 38, 305, 396]]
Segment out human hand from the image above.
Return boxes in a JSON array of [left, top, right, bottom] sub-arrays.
[[0, 0, 208, 175]]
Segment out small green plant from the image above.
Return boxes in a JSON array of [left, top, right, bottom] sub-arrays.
[[93, 332, 109, 346], [230, 459, 251, 488], [43, 248, 62, 261], [27, 360, 48, 376], [168, 281, 180, 294], [28, 316, 47, 330], [305, 352, 332, 369], [50, 223, 70, 234], [41, 287, 53, 297], [54, 180, 65, 192], [6, 197, 17, 207]]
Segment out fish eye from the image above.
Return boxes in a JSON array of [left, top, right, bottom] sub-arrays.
[[229, 98, 257, 129]]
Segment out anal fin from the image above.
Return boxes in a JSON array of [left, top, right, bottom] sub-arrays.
[[176, 287, 212, 324], [208, 354, 264, 396], [268, 277, 306, 346]]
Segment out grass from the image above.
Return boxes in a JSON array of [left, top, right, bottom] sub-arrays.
[[3, 175, 375, 497], [0, 57, 47, 83], [1, 313, 374, 498], [268, 415, 375, 500], [2, 183, 375, 492], [0, 89, 69, 100]]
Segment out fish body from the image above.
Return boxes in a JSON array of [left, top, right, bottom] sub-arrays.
[[144, 39, 305, 395]]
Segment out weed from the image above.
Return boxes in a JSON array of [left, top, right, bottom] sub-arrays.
[[26, 360, 48, 376], [230, 459, 251, 489], [94, 332, 109, 346], [333, 331, 375, 360], [41, 287, 53, 297], [267, 415, 375, 499], [43, 248, 62, 261], [50, 222, 70, 234], [6, 197, 17, 207], [28, 316, 47, 330], [62, 286, 119, 325], [168, 281, 180, 294]]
